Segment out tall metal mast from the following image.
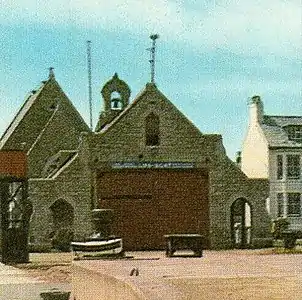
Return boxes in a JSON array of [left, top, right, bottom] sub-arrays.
[[149, 34, 159, 84], [87, 40, 93, 131]]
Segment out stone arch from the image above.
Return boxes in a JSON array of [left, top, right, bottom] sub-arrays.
[[49, 198, 74, 234], [230, 198, 252, 248], [101, 73, 130, 111], [110, 91, 122, 110]]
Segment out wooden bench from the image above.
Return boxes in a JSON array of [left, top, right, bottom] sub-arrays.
[[164, 234, 203, 257]]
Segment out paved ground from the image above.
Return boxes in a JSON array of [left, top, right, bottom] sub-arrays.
[[2, 250, 302, 299], [73, 250, 302, 299], [0, 262, 70, 300]]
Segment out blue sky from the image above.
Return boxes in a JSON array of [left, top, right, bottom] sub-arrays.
[[0, 0, 301, 159]]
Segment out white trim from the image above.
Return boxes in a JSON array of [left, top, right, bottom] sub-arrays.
[[52, 153, 79, 179]]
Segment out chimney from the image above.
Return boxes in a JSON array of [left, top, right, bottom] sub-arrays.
[[249, 95, 264, 124]]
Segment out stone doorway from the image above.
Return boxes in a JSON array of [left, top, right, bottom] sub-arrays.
[[231, 198, 252, 248], [49, 199, 74, 246]]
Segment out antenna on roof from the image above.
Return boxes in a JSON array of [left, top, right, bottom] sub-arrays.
[[87, 40, 93, 131], [148, 34, 159, 84]]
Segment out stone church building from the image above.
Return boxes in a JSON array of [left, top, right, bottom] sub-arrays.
[[0, 70, 271, 250]]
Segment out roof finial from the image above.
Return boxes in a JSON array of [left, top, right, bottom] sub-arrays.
[[148, 34, 159, 84], [48, 67, 55, 79]]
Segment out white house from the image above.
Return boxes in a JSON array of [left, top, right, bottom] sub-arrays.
[[241, 95, 302, 231]]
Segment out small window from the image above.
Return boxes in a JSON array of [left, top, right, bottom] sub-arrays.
[[277, 155, 283, 180], [145, 113, 160, 146], [49, 103, 57, 110], [287, 155, 300, 179], [287, 126, 302, 142], [277, 193, 284, 217], [287, 193, 301, 217]]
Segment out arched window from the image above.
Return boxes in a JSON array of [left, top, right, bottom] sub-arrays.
[[145, 113, 160, 146]]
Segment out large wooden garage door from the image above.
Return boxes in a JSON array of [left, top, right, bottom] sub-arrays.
[[97, 169, 209, 250]]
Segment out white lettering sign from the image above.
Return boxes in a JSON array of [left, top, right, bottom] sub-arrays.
[[112, 162, 195, 169]]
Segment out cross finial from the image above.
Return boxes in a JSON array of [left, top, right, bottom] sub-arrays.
[[48, 67, 55, 79]]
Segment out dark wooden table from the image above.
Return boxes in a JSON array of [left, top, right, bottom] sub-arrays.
[[164, 234, 203, 257]]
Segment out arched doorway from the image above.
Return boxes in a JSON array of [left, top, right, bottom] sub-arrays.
[[231, 198, 252, 248], [49, 199, 74, 241]]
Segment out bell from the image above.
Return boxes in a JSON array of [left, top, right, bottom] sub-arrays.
[[111, 98, 121, 109]]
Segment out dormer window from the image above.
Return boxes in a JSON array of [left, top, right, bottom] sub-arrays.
[[110, 91, 122, 110], [286, 126, 302, 142], [146, 113, 160, 146]]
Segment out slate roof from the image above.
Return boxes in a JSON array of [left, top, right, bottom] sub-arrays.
[[261, 115, 302, 148]]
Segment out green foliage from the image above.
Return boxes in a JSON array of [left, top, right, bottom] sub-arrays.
[[283, 232, 297, 249], [271, 218, 289, 239], [272, 247, 302, 254], [271, 218, 299, 249]]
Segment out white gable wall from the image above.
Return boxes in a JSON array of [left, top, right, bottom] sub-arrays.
[[241, 121, 269, 178]]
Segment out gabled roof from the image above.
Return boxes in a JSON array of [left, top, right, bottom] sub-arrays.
[[99, 82, 203, 136], [261, 115, 302, 148], [0, 81, 46, 148], [0, 72, 90, 151]]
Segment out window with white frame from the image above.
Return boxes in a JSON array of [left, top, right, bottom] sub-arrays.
[[277, 193, 284, 217], [287, 193, 301, 217], [287, 155, 300, 179]]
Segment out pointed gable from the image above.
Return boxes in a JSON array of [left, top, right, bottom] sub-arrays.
[[0, 73, 89, 152], [92, 83, 223, 164], [0, 71, 90, 177], [100, 83, 203, 137], [0, 82, 46, 150]]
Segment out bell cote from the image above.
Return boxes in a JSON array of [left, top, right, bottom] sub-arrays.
[[95, 73, 131, 131], [101, 73, 130, 112]]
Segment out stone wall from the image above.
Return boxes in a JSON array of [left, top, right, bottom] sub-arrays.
[[81, 85, 271, 249], [1, 80, 271, 250], [28, 154, 93, 247], [209, 154, 270, 249]]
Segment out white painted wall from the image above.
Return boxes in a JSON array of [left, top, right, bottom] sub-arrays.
[[241, 100, 269, 178]]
